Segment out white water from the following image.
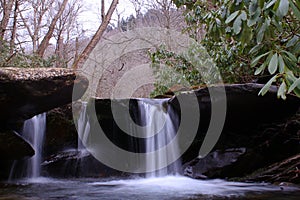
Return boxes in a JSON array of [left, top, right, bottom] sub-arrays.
[[77, 102, 90, 150], [138, 99, 181, 177], [9, 113, 47, 180], [22, 113, 47, 178]]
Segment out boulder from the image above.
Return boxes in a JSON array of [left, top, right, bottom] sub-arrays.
[[170, 83, 300, 131], [171, 83, 300, 163], [183, 148, 246, 179], [0, 67, 88, 130], [44, 105, 78, 157], [0, 130, 34, 160], [42, 150, 127, 178], [240, 154, 300, 184]]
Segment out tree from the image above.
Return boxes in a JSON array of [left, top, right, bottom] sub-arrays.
[[36, 0, 69, 57], [53, 0, 83, 67], [172, 0, 300, 99], [0, 0, 14, 46], [73, 0, 119, 69]]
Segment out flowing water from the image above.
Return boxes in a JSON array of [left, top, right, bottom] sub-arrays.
[[77, 102, 90, 150], [0, 176, 299, 200], [9, 113, 46, 180], [4, 100, 300, 199], [138, 99, 181, 177]]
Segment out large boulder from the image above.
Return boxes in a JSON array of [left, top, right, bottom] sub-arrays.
[[240, 154, 300, 184], [171, 83, 300, 163], [183, 148, 246, 179], [0, 67, 88, 130], [42, 150, 126, 178], [0, 130, 34, 160]]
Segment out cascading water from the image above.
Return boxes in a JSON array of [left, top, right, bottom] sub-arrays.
[[138, 99, 181, 177], [77, 102, 90, 150], [9, 113, 46, 179], [76, 99, 181, 177]]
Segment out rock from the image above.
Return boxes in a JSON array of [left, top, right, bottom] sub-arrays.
[[170, 83, 300, 131], [44, 105, 77, 157], [171, 83, 300, 163], [42, 150, 127, 178], [183, 111, 300, 181], [0, 130, 34, 160], [240, 154, 300, 184], [0, 67, 88, 130], [183, 148, 246, 179]]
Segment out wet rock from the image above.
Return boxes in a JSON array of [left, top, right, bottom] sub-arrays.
[[0, 67, 88, 130], [240, 154, 300, 184], [42, 150, 127, 178], [172, 83, 300, 163], [183, 148, 246, 179], [44, 105, 77, 157], [170, 83, 300, 131], [0, 130, 34, 160]]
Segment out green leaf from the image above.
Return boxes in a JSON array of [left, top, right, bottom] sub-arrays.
[[259, 75, 278, 96], [278, 54, 285, 73], [240, 23, 253, 44], [233, 16, 242, 34], [225, 11, 240, 24], [268, 53, 278, 74], [257, 21, 268, 43], [265, 0, 277, 9], [283, 55, 298, 70], [248, 8, 261, 26], [288, 77, 300, 93], [276, 0, 289, 18], [259, 0, 265, 8], [249, 44, 262, 54], [250, 0, 259, 15], [283, 50, 298, 62], [278, 81, 287, 99], [251, 51, 270, 67], [289, 0, 300, 20], [255, 61, 267, 75], [286, 35, 299, 48]]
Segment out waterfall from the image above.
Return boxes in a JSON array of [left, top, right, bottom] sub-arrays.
[[77, 102, 90, 151], [138, 99, 181, 177], [74, 99, 181, 178], [9, 113, 46, 180], [23, 113, 47, 178]]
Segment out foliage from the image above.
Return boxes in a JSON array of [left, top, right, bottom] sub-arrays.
[[150, 43, 221, 97], [171, 0, 300, 99], [0, 40, 58, 68]]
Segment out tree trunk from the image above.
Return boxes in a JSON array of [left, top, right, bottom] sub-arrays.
[[0, 0, 14, 46], [10, 0, 18, 53], [36, 0, 69, 57], [101, 0, 105, 22], [73, 0, 119, 69]]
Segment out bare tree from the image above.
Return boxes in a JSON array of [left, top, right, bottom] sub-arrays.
[[10, 0, 20, 52], [18, 0, 55, 52], [37, 0, 69, 57], [129, 0, 144, 17], [53, 0, 83, 67], [0, 0, 14, 46], [73, 0, 119, 69]]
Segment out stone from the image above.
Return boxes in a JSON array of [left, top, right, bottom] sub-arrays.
[[183, 148, 246, 179], [241, 154, 300, 184], [0, 130, 34, 160], [42, 150, 126, 178], [0, 67, 88, 130]]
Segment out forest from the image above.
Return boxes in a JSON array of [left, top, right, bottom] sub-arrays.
[[1, 0, 299, 98]]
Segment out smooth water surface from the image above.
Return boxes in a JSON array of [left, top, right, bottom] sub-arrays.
[[1, 176, 299, 200]]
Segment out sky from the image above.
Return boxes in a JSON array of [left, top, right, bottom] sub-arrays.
[[80, 0, 136, 34]]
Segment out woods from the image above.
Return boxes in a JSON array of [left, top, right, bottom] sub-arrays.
[[0, 0, 299, 98]]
